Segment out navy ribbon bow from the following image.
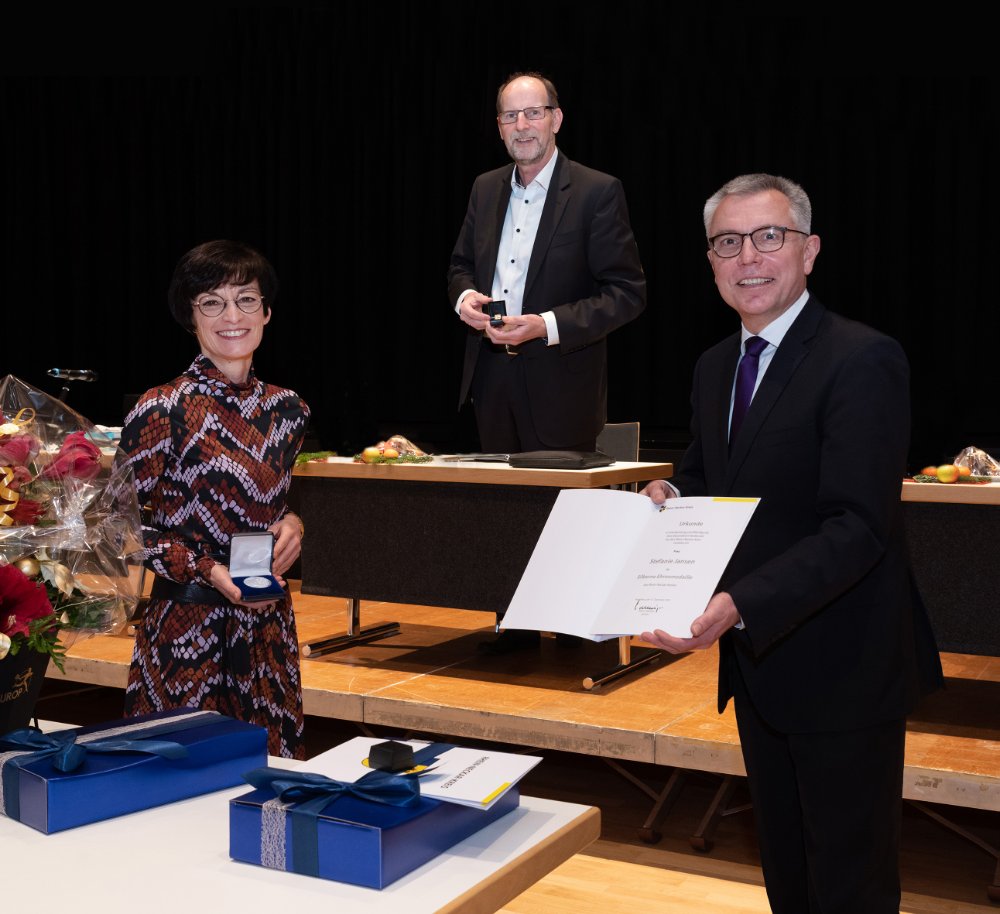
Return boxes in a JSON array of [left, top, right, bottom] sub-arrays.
[[0, 713, 217, 821], [1, 726, 188, 774], [245, 766, 422, 808], [246, 741, 452, 877]]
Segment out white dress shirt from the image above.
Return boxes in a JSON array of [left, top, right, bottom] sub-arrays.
[[456, 149, 561, 346]]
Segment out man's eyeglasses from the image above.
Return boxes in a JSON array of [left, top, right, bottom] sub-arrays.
[[497, 105, 555, 125], [708, 226, 809, 258], [194, 293, 265, 317]]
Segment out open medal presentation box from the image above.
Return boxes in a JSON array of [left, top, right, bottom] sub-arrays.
[[229, 742, 522, 889], [0, 708, 268, 834], [229, 531, 285, 601]]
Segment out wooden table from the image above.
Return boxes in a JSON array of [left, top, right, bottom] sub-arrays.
[[901, 479, 1000, 506], [291, 457, 672, 686], [900, 480, 1000, 656], [4, 720, 600, 914]]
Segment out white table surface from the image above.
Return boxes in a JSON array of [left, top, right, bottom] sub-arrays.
[[2, 722, 599, 914]]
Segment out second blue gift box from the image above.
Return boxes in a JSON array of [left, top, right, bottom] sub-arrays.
[[229, 764, 519, 888]]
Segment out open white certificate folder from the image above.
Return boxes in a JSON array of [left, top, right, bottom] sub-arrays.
[[501, 489, 760, 640]]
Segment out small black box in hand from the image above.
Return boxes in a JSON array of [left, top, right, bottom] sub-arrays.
[[368, 740, 415, 772], [483, 299, 507, 327]]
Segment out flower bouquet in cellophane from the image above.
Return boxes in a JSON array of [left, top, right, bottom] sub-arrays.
[[1, 374, 142, 674]]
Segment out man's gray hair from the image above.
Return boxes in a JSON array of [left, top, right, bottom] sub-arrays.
[[496, 72, 559, 113], [703, 173, 812, 236]]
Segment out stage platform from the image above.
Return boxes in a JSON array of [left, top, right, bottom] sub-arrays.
[[51, 584, 1000, 817]]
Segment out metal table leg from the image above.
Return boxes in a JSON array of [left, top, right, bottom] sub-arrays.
[[602, 759, 688, 843], [689, 775, 752, 852], [582, 636, 661, 689], [300, 598, 400, 658], [907, 799, 1000, 903]]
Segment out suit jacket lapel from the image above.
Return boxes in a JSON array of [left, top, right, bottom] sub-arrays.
[[483, 167, 514, 291], [725, 296, 825, 485], [523, 153, 570, 308], [706, 336, 740, 487]]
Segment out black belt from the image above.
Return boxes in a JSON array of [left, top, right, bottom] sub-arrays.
[[149, 576, 231, 606]]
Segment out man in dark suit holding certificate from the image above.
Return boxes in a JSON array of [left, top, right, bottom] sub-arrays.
[[447, 71, 646, 454], [640, 173, 942, 914]]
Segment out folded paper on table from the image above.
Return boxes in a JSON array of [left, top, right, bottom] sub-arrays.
[[0, 708, 268, 833], [229, 737, 524, 888], [303, 736, 541, 809], [501, 488, 760, 639]]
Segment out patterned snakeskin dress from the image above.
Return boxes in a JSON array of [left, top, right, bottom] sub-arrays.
[[118, 355, 310, 758]]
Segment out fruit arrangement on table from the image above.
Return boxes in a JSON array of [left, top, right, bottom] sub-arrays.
[[911, 464, 991, 484], [353, 435, 434, 465], [909, 446, 1000, 484]]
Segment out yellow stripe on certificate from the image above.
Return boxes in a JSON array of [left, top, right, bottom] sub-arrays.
[[481, 783, 512, 805]]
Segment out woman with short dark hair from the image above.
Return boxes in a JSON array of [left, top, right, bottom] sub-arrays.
[[117, 239, 310, 758]]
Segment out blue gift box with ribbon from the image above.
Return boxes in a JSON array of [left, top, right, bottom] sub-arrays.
[[0, 708, 268, 833], [228, 742, 519, 889]]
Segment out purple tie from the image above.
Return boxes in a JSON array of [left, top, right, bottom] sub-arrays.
[[730, 336, 768, 444]]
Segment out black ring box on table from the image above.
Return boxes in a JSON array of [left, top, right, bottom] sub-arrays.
[[368, 740, 415, 772], [229, 532, 285, 602]]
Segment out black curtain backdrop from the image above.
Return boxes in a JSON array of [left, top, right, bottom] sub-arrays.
[[3, 7, 995, 470]]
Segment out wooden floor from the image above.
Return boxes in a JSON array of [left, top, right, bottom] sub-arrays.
[[40, 583, 1000, 913]]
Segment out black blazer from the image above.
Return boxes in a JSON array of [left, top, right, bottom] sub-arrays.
[[672, 296, 942, 733], [447, 152, 646, 446]]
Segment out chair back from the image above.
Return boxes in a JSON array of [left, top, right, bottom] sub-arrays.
[[597, 421, 640, 461], [597, 422, 640, 491]]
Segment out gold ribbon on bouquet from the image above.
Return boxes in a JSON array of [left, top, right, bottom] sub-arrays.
[[0, 408, 38, 525], [0, 407, 36, 437], [0, 464, 19, 526]]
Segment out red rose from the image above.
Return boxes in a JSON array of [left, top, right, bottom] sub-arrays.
[[39, 431, 102, 481], [0, 432, 40, 466], [8, 465, 32, 488], [10, 496, 45, 525], [0, 564, 54, 637]]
